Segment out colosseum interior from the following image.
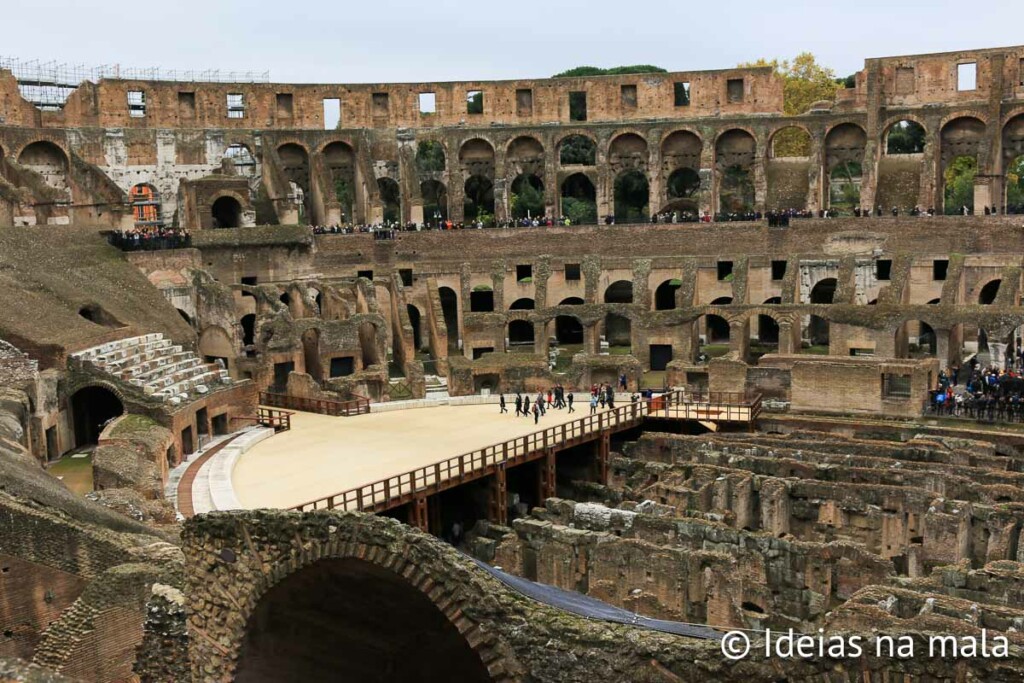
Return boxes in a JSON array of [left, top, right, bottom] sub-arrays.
[[1, 41, 1024, 682]]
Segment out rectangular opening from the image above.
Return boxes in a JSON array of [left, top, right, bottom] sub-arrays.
[[569, 91, 587, 121], [181, 426, 194, 456], [472, 347, 494, 360], [895, 67, 915, 95], [771, 260, 788, 280], [45, 426, 57, 460], [727, 78, 744, 103], [418, 92, 436, 114], [177, 91, 195, 118], [399, 268, 413, 287], [674, 81, 691, 106], [516, 88, 533, 117], [276, 93, 294, 117], [330, 357, 355, 378], [849, 347, 875, 357], [1020, 58, 1024, 87], [882, 373, 912, 399], [516, 264, 533, 282], [226, 93, 245, 119], [127, 90, 146, 117], [272, 362, 295, 391], [466, 90, 483, 114], [957, 62, 977, 91], [649, 344, 673, 371], [620, 84, 637, 109], [357, 269, 374, 280], [196, 407, 209, 436], [564, 263, 581, 281], [241, 276, 258, 285], [212, 414, 228, 436], [470, 290, 495, 312], [932, 259, 949, 281], [323, 98, 340, 130], [372, 92, 389, 116], [717, 260, 733, 281], [875, 259, 892, 281]]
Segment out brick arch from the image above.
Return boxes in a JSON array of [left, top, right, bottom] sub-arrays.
[[1001, 107, 1024, 128], [658, 126, 704, 149], [318, 137, 358, 154], [505, 134, 545, 158], [821, 120, 867, 140], [188, 515, 521, 682], [879, 113, 929, 137], [14, 137, 70, 165], [607, 130, 650, 157], [736, 306, 796, 327], [937, 110, 989, 132], [506, 309, 533, 323], [274, 139, 310, 156], [968, 277, 1004, 305], [459, 136, 497, 158], [63, 377, 130, 407], [692, 305, 734, 323], [713, 125, 758, 149]]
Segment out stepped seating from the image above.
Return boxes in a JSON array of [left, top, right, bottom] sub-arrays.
[[71, 333, 231, 405]]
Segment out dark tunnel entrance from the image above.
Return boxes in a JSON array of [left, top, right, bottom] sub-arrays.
[[70, 385, 123, 449], [234, 557, 492, 683]]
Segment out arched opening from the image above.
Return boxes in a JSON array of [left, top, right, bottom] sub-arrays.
[[604, 313, 632, 352], [666, 168, 701, 210], [323, 142, 356, 221], [463, 175, 494, 223], [415, 140, 446, 173], [825, 123, 867, 213], [277, 143, 310, 215], [438, 287, 459, 349], [885, 120, 926, 154], [199, 326, 234, 372], [604, 280, 634, 304], [613, 170, 649, 223], [715, 130, 756, 214], [654, 279, 681, 310], [559, 135, 596, 166], [406, 304, 423, 350], [769, 126, 812, 158], [661, 130, 703, 170], [1003, 114, 1024, 214], [979, 279, 1001, 305], [755, 314, 780, 347], [810, 278, 837, 304], [710, 296, 733, 306], [17, 141, 68, 191], [130, 184, 161, 227], [697, 314, 730, 354], [508, 319, 535, 351], [377, 177, 401, 223], [509, 298, 535, 311], [805, 314, 830, 351], [507, 136, 544, 166], [279, 292, 291, 307], [940, 117, 985, 214], [555, 315, 583, 345], [510, 174, 544, 219], [560, 173, 596, 224], [469, 285, 494, 313], [301, 329, 323, 383], [766, 126, 811, 211], [240, 314, 256, 347], [897, 320, 937, 358], [211, 196, 242, 228], [559, 297, 584, 306], [358, 322, 380, 368], [77, 304, 121, 328], [224, 143, 257, 178], [69, 386, 123, 449], [234, 558, 491, 683], [421, 179, 448, 224]]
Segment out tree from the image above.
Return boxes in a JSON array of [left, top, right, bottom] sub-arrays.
[[1007, 156, 1024, 211], [415, 141, 445, 174], [740, 53, 841, 156], [511, 175, 545, 219], [943, 156, 977, 213], [559, 135, 596, 165], [552, 65, 666, 78], [886, 121, 926, 154]]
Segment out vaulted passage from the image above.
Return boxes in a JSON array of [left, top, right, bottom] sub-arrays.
[[234, 558, 492, 683], [70, 386, 123, 449]]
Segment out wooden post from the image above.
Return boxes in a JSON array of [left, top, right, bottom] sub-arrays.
[[489, 465, 508, 525], [410, 495, 429, 532], [539, 449, 557, 501], [597, 432, 611, 484]]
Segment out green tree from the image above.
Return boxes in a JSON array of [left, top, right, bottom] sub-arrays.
[[1007, 156, 1024, 210], [886, 121, 926, 154], [562, 196, 597, 224], [740, 53, 841, 156], [552, 65, 666, 78], [559, 135, 596, 165], [467, 91, 483, 115], [944, 156, 977, 213], [415, 141, 445, 174], [511, 176, 545, 218]]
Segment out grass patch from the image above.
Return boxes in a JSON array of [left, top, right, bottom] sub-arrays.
[[49, 454, 94, 495], [109, 414, 157, 437], [804, 345, 830, 355]]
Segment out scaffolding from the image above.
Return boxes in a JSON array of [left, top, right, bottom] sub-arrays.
[[0, 56, 270, 111]]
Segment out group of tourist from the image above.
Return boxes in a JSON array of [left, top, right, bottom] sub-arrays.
[[500, 385, 576, 424], [929, 357, 1024, 421], [107, 227, 191, 251]]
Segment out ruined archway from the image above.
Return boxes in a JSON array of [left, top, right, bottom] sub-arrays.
[[555, 315, 584, 345], [224, 143, 258, 178], [810, 278, 837, 304], [323, 141, 356, 221], [604, 313, 632, 351], [613, 170, 649, 223], [69, 386, 123, 450], [464, 175, 494, 222], [665, 168, 701, 214], [877, 120, 927, 211], [560, 173, 596, 224], [715, 129, 756, 213], [940, 117, 985, 213], [979, 279, 1001, 305], [508, 319, 535, 351], [509, 297, 535, 311], [459, 138, 495, 179], [824, 123, 867, 213], [407, 304, 423, 351], [18, 141, 68, 191], [211, 196, 242, 228], [604, 280, 634, 304], [943, 155, 977, 214], [697, 314, 730, 349], [558, 134, 596, 166], [1003, 114, 1024, 213], [421, 179, 448, 224], [377, 177, 401, 223], [654, 279, 681, 310], [896, 320, 937, 358], [766, 126, 811, 211], [885, 120, 926, 155], [510, 174, 544, 219], [438, 286, 459, 349], [661, 130, 702, 171], [234, 557, 492, 683], [278, 143, 310, 213]]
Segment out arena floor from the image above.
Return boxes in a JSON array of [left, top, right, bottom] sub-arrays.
[[232, 402, 598, 509]]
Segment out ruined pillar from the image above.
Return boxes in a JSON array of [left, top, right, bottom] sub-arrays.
[[805, 130, 825, 213]]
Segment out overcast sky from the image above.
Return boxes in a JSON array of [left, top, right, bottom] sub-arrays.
[[3, 0, 1022, 84]]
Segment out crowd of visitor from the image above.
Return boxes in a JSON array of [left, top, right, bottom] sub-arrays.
[[497, 376, 640, 424], [928, 355, 1024, 422], [107, 227, 191, 251]]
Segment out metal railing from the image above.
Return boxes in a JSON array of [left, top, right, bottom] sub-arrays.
[[260, 391, 370, 417], [290, 390, 761, 513]]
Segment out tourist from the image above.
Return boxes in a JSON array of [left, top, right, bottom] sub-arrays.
[[523, 395, 531, 417], [514, 393, 523, 416], [567, 392, 575, 413], [532, 401, 540, 424], [619, 373, 627, 391], [589, 394, 598, 415], [499, 393, 507, 414]]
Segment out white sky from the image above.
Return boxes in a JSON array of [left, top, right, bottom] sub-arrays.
[[3, 0, 1022, 83]]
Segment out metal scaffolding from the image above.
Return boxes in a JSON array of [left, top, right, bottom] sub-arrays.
[[0, 56, 270, 110]]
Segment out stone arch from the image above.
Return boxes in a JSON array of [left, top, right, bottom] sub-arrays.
[[604, 280, 634, 304], [940, 116, 986, 213], [715, 129, 756, 213], [805, 314, 830, 349], [884, 119, 927, 155], [663, 168, 701, 214], [17, 140, 69, 191], [696, 313, 730, 346], [323, 141, 356, 220], [660, 130, 702, 170], [604, 312, 632, 350], [560, 172, 597, 224], [809, 278, 837, 304], [508, 319, 535, 349], [767, 125, 812, 158], [377, 177, 401, 223], [459, 138, 495, 177], [877, 119, 928, 212], [555, 314, 584, 344], [506, 135, 544, 164], [824, 122, 867, 212], [978, 279, 1001, 305], [654, 279, 681, 310], [1001, 114, 1024, 213], [211, 194, 242, 228], [277, 142, 310, 189], [407, 304, 424, 350], [609, 132, 649, 171], [557, 133, 597, 166], [613, 169, 649, 223], [559, 297, 585, 306], [509, 297, 535, 311], [438, 286, 459, 348], [415, 139, 447, 175], [766, 126, 812, 211], [69, 384, 124, 449]]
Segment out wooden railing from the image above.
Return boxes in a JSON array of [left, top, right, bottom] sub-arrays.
[[232, 407, 293, 432], [290, 390, 761, 513], [260, 391, 370, 417]]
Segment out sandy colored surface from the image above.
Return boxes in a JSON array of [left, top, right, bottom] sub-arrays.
[[233, 402, 600, 509]]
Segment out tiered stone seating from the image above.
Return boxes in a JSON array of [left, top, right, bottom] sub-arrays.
[[71, 333, 231, 404]]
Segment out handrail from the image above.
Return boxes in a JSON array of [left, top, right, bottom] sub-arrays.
[[260, 391, 370, 417], [290, 390, 761, 513], [233, 407, 293, 432]]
